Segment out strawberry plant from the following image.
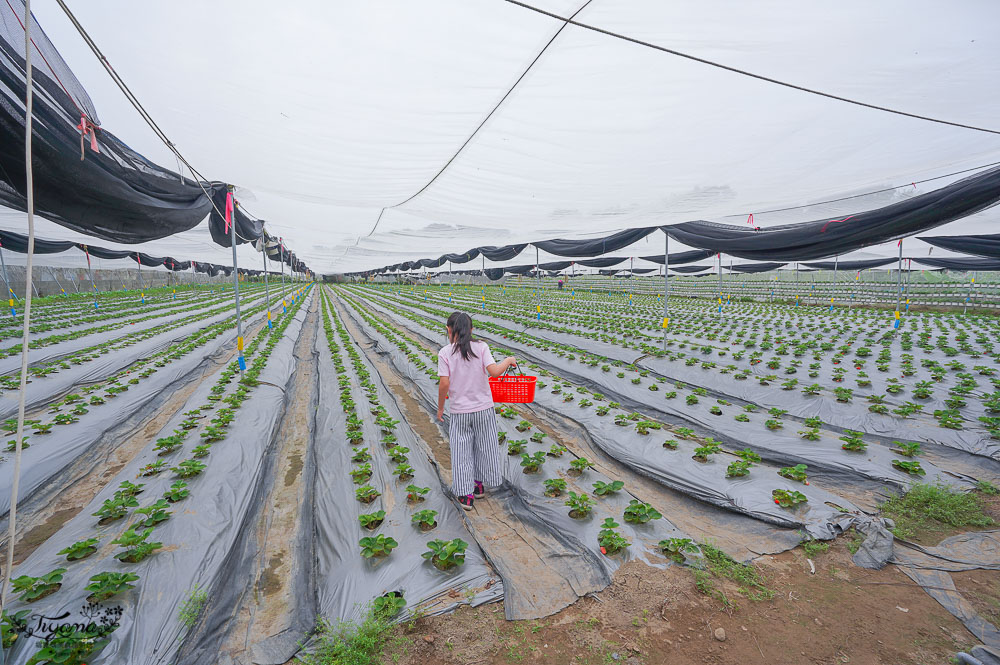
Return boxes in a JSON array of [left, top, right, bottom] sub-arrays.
[[520, 451, 546, 474], [674, 427, 695, 439], [597, 518, 629, 555], [191, 444, 212, 458], [662, 439, 678, 450], [32, 423, 53, 435], [57, 537, 99, 561], [356, 485, 380, 503], [778, 464, 809, 483], [201, 425, 227, 442], [423, 538, 468, 570], [543, 478, 567, 497], [351, 447, 372, 463], [134, 499, 172, 529], [372, 592, 406, 617], [547, 444, 568, 457], [772, 488, 808, 508], [595, 406, 610, 416], [11, 568, 65, 602], [153, 433, 185, 455], [529, 431, 547, 443], [180, 418, 199, 430], [358, 509, 386, 530], [24, 627, 114, 665], [892, 460, 926, 476], [565, 491, 595, 518], [592, 480, 624, 496], [623, 500, 662, 524], [734, 412, 750, 422], [85, 571, 140, 603], [892, 441, 922, 457], [515, 420, 533, 433], [172, 459, 207, 478], [736, 448, 761, 463], [113, 526, 162, 563], [1, 609, 29, 649], [94, 494, 138, 522], [804, 417, 822, 428], [388, 445, 410, 463], [764, 419, 783, 430], [405, 484, 429, 503], [507, 439, 527, 455], [117, 480, 144, 497], [659, 537, 699, 563], [360, 534, 399, 558], [635, 420, 661, 435], [839, 430, 866, 452], [568, 458, 592, 476], [726, 460, 752, 477], [411, 509, 438, 531], [692, 443, 721, 462], [393, 463, 415, 481], [163, 480, 190, 503], [53, 413, 78, 425]]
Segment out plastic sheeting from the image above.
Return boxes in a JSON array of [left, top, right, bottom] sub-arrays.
[[310, 297, 502, 628], [921, 233, 1000, 260]]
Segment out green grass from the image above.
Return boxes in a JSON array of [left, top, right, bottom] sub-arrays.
[[882, 483, 995, 541], [801, 539, 830, 558], [177, 585, 207, 629], [975, 480, 1000, 496], [696, 542, 774, 603], [300, 604, 410, 665], [845, 528, 866, 555]]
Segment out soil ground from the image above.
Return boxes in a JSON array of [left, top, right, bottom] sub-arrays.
[[387, 537, 982, 665]]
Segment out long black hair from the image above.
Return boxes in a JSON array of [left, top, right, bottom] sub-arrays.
[[447, 311, 476, 361]]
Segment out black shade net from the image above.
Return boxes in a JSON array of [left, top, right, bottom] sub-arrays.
[[920, 232, 1000, 260]]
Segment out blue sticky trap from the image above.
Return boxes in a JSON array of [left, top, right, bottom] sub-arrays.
[[905, 304, 910, 311], [718, 305, 722, 313], [829, 305, 834, 312], [283, 305, 287, 313], [238, 356, 247, 371], [267, 320, 273, 329], [140, 297, 145, 304], [9, 308, 14, 317], [94, 302, 99, 310], [537, 312, 541, 320], [893, 319, 900, 329]]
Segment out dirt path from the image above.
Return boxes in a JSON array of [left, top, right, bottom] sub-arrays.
[[393, 538, 980, 665], [219, 293, 319, 664]]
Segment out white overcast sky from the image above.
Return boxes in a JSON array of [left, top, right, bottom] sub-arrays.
[[3, 0, 1000, 273]]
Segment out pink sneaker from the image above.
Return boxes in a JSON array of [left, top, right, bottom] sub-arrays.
[[473, 481, 485, 499], [458, 494, 475, 511]]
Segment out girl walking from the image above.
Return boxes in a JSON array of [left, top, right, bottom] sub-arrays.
[[437, 312, 517, 510]]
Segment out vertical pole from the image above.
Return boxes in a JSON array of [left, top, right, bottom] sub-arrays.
[[717, 253, 722, 317], [263, 246, 271, 329], [662, 231, 669, 351], [0, 245, 17, 302], [535, 245, 541, 320], [4, 0, 36, 609], [964, 271, 976, 315], [280, 238, 286, 306], [895, 240, 903, 314], [48, 267, 67, 296], [229, 188, 245, 377], [833, 255, 838, 310]]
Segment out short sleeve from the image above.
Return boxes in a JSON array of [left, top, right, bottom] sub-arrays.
[[437, 349, 450, 377], [481, 343, 496, 368]]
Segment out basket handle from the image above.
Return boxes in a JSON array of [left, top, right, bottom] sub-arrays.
[[501, 362, 522, 377]]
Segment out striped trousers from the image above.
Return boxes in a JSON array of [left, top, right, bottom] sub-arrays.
[[448, 407, 505, 497]]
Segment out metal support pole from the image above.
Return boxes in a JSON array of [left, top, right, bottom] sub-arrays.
[[0, 245, 17, 302], [833, 255, 838, 309], [535, 245, 541, 319], [230, 189, 245, 376], [48, 267, 67, 295], [964, 271, 976, 315], [895, 240, 903, 315], [263, 247, 271, 328], [662, 232, 669, 351], [717, 253, 722, 317]]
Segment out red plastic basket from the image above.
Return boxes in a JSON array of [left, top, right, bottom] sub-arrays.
[[489, 366, 537, 404]]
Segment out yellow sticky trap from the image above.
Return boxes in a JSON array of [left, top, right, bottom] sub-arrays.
[[536, 305, 541, 313], [830, 298, 834, 303], [972, 277, 976, 283], [7, 299, 12, 307], [717, 297, 722, 304], [267, 311, 272, 320], [894, 311, 901, 320], [906, 299, 910, 304], [237, 336, 244, 351], [662, 317, 669, 328]]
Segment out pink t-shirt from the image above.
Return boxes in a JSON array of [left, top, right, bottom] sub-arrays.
[[438, 340, 497, 414]]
